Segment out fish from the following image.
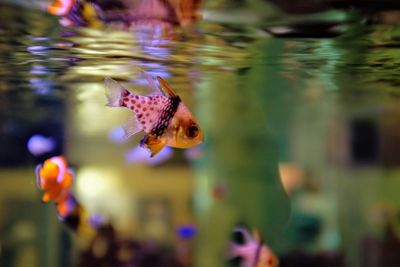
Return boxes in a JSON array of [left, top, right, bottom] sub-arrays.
[[48, 0, 76, 16], [104, 74, 204, 157], [35, 156, 74, 203], [230, 227, 279, 267]]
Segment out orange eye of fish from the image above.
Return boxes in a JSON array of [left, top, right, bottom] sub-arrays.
[[186, 125, 199, 138]]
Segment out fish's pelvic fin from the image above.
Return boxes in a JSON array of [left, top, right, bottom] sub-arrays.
[[42, 193, 51, 203], [140, 134, 166, 157], [104, 77, 130, 107], [122, 116, 143, 140], [156, 77, 178, 98], [56, 203, 68, 218]]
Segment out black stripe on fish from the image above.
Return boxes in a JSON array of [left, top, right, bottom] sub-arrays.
[[56, 194, 81, 231], [253, 241, 263, 267], [151, 96, 181, 137]]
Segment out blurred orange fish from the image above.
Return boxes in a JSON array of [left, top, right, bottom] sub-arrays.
[[104, 75, 204, 157], [48, 0, 76, 16], [35, 156, 74, 203], [231, 227, 279, 267]]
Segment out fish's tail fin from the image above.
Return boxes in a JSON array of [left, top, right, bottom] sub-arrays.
[[230, 242, 242, 258], [104, 77, 131, 107]]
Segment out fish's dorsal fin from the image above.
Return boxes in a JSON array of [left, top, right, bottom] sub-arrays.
[[122, 116, 143, 140], [141, 71, 163, 96], [156, 76, 178, 98], [252, 228, 263, 243], [140, 134, 166, 157]]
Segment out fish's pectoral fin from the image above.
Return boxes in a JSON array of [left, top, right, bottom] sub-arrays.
[[68, 168, 75, 181], [156, 76, 178, 98], [140, 134, 166, 157], [122, 116, 143, 140], [35, 164, 43, 189], [42, 193, 51, 203], [56, 202, 68, 218]]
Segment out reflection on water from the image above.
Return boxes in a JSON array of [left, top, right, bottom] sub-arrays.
[[1, 1, 400, 267]]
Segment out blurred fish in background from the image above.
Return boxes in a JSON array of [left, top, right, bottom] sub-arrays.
[[35, 156, 74, 202], [46, 0, 203, 27], [230, 227, 279, 267], [33, 155, 198, 267], [48, 0, 76, 15]]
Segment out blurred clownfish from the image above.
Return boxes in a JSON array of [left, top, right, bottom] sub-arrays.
[[48, 0, 76, 16], [231, 227, 279, 267], [48, 0, 102, 28], [35, 156, 74, 203], [104, 74, 204, 157]]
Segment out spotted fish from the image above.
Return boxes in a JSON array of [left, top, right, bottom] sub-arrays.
[[104, 74, 204, 157]]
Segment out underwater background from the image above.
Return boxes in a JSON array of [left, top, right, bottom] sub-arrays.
[[0, 0, 400, 267]]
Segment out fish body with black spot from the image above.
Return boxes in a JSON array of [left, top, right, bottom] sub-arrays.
[[104, 75, 204, 156], [231, 227, 279, 267]]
